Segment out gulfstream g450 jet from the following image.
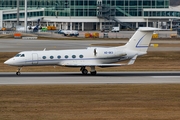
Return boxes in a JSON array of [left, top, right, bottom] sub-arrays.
[[4, 27, 159, 75]]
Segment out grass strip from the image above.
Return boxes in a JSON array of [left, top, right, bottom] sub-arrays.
[[0, 84, 180, 120]]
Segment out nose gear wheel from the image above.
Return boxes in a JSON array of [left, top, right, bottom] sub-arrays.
[[16, 67, 22, 75]]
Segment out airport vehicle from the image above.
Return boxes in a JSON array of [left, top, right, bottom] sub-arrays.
[[4, 27, 159, 75], [63, 30, 79, 37], [55, 29, 79, 36], [1, 27, 16, 31], [54, 29, 64, 34], [101, 28, 109, 32], [41, 27, 48, 32], [111, 27, 120, 32]]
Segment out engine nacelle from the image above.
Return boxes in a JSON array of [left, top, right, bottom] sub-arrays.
[[87, 47, 126, 58]]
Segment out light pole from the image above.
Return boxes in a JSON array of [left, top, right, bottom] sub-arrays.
[[25, 0, 27, 32], [17, 0, 19, 26]]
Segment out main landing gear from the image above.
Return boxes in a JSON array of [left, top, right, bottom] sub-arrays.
[[16, 67, 22, 75], [80, 66, 97, 75]]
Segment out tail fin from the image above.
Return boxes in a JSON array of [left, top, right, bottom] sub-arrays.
[[125, 27, 160, 53]]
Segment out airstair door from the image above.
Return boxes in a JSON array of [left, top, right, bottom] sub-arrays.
[[32, 53, 38, 64]]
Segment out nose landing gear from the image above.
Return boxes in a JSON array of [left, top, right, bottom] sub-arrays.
[[16, 67, 22, 75]]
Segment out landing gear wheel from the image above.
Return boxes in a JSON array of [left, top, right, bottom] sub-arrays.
[[91, 71, 97, 75], [82, 69, 88, 75], [16, 67, 22, 76], [16, 72, 20, 76]]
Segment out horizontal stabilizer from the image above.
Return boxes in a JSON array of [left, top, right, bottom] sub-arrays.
[[139, 27, 161, 31]]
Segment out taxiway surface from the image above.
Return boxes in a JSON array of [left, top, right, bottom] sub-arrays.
[[0, 72, 180, 85], [1, 39, 180, 52]]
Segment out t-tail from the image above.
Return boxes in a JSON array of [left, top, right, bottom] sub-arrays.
[[33, 19, 41, 32], [124, 27, 160, 53]]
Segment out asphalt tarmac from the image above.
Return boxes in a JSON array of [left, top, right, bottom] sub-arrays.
[[0, 72, 180, 85]]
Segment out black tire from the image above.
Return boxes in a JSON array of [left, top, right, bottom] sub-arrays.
[[91, 71, 97, 75], [16, 72, 20, 75], [82, 69, 88, 75]]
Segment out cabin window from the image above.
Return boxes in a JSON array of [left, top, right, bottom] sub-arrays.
[[42, 56, 46, 59], [50, 56, 54, 59], [15, 54, 21, 57], [20, 54, 25, 57], [72, 55, 76, 59], [65, 55, 68, 59], [79, 55, 84, 58], [57, 55, 61, 59]]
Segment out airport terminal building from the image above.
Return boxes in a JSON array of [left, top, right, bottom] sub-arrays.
[[0, 0, 180, 31]]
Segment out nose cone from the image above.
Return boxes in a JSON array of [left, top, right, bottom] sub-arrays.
[[4, 59, 14, 66]]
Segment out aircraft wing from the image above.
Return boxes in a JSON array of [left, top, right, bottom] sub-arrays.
[[63, 63, 127, 67], [62, 55, 138, 67]]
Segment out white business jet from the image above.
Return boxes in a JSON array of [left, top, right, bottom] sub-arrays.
[[4, 27, 159, 75]]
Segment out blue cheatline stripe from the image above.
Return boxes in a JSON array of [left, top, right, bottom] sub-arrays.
[[136, 34, 149, 48]]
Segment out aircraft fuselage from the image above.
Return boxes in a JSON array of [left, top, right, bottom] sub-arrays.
[[5, 46, 133, 67]]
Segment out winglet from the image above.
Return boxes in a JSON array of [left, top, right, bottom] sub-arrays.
[[128, 55, 138, 65]]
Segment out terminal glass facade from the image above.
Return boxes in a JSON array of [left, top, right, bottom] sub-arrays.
[[2, 11, 44, 20], [0, 0, 171, 20], [144, 11, 180, 17]]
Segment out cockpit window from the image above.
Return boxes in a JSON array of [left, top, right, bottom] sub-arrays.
[[15, 54, 21, 57], [20, 54, 25, 57]]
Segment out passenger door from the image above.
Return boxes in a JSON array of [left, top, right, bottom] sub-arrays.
[[32, 53, 38, 65]]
